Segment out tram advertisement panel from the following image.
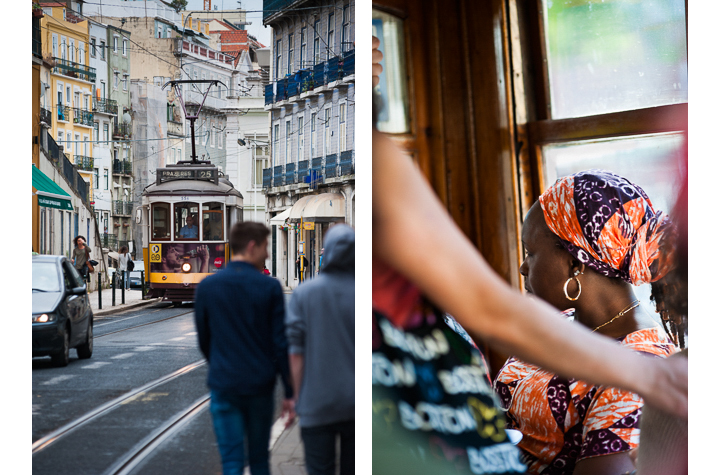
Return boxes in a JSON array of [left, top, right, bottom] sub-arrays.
[[149, 243, 226, 274]]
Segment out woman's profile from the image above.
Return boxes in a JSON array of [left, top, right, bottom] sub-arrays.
[[494, 170, 678, 475]]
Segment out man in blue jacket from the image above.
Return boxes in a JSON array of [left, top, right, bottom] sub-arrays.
[[195, 221, 295, 475], [287, 224, 355, 475]]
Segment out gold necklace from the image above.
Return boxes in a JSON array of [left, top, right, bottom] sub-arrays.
[[591, 300, 640, 333]]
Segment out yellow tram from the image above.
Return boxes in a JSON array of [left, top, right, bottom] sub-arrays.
[[138, 163, 243, 303]]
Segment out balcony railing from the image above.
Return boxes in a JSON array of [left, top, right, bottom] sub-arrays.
[[113, 159, 132, 175], [94, 98, 118, 115], [73, 108, 94, 126], [74, 155, 94, 171], [56, 104, 71, 122], [262, 151, 353, 191], [266, 48, 355, 107], [40, 107, 51, 124], [112, 200, 133, 216], [52, 57, 96, 82], [113, 122, 132, 138], [100, 233, 118, 249]]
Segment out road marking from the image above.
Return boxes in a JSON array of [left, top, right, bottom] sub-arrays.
[[168, 337, 186, 341], [41, 375, 75, 385], [135, 346, 157, 352], [81, 362, 112, 369], [111, 353, 135, 359]]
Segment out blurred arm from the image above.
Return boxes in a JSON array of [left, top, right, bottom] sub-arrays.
[[372, 129, 687, 418]]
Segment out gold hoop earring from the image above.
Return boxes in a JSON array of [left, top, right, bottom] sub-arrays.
[[564, 267, 583, 301]]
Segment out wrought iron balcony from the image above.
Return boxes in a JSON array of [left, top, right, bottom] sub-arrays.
[[56, 104, 71, 122], [325, 154, 338, 179], [113, 122, 131, 138], [284, 163, 296, 185], [272, 165, 284, 187], [112, 200, 133, 216], [73, 108, 94, 126], [94, 98, 118, 115], [263, 167, 272, 188], [40, 107, 51, 124], [52, 57, 96, 82], [100, 233, 118, 249], [74, 155, 94, 171], [113, 159, 132, 175], [298, 160, 309, 183], [339, 150, 354, 176]]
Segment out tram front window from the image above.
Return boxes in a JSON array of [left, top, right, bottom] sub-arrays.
[[202, 202, 224, 241], [175, 203, 199, 240], [152, 203, 170, 240]]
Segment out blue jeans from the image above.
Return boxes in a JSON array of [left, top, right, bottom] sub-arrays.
[[210, 390, 274, 475], [300, 419, 355, 475]]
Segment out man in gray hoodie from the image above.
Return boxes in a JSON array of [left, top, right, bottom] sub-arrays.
[[286, 224, 355, 475]]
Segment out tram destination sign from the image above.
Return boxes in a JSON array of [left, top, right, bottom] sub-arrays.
[[157, 167, 218, 185]]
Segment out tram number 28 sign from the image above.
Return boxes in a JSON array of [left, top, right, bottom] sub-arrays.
[[150, 244, 162, 263]]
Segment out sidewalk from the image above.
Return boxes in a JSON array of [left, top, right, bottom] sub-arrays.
[[88, 285, 158, 317], [268, 418, 307, 475]]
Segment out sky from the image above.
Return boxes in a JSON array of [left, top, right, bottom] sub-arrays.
[[185, 0, 271, 47]]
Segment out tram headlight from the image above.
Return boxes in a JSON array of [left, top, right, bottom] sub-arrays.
[[181, 262, 192, 273], [33, 313, 56, 323]]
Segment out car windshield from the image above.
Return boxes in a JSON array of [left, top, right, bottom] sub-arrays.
[[33, 262, 61, 292]]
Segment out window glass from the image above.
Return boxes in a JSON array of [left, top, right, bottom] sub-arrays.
[[33, 262, 61, 292], [544, 0, 687, 119], [152, 202, 171, 240], [175, 203, 199, 240], [202, 203, 224, 241], [372, 10, 410, 134]]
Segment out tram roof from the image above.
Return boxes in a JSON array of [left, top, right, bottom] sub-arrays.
[[142, 177, 243, 198]]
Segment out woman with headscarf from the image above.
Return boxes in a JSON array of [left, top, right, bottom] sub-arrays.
[[494, 170, 679, 475], [371, 37, 686, 475]]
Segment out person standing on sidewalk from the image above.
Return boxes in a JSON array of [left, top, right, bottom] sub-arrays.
[[287, 224, 355, 475], [195, 222, 296, 475], [117, 246, 132, 290]]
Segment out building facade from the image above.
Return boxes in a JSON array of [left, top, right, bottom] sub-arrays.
[[262, 0, 355, 289]]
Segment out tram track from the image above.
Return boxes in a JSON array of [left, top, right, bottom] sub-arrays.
[[32, 360, 207, 455], [94, 310, 194, 338]]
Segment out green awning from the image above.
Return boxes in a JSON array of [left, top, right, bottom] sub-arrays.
[[32, 165, 73, 211]]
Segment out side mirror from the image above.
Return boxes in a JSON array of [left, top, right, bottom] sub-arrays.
[[136, 208, 143, 224], [71, 285, 87, 295]]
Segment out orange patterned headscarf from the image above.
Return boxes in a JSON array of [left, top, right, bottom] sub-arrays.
[[539, 170, 673, 286]]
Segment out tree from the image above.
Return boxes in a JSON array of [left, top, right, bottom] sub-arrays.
[[167, 0, 188, 12]]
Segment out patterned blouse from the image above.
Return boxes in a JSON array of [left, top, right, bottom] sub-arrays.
[[494, 325, 677, 474]]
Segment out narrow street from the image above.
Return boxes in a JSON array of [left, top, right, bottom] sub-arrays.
[[32, 301, 299, 475]]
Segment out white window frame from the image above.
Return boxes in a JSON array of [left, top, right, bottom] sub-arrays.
[[123, 73, 128, 91], [339, 102, 347, 152], [113, 35, 119, 54], [297, 115, 304, 162], [78, 42, 84, 65], [288, 33, 294, 75], [99, 40, 106, 60], [300, 28, 307, 69], [285, 120, 292, 163], [52, 34, 58, 58], [273, 123, 281, 166], [327, 13, 334, 59], [113, 70, 119, 89], [122, 37, 128, 56], [310, 111, 317, 158], [83, 134, 90, 156], [90, 37, 96, 57], [69, 38, 75, 63], [324, 107, 331, 155], [313, 21, 321, 64], [60, 36, 66, 60], [210, 121, 215, 147]]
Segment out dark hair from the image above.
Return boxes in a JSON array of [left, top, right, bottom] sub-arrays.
[[650, 167, 688, 349], [74, 235, 86, 246], [229, 222, 270, 255], [119, 246, 129, 254]]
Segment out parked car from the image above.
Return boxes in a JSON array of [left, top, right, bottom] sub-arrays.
[[128, 260, 145, 289], [32, 255, 93, 367]]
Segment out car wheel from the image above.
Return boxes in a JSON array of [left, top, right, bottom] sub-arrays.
[[51, 327, 70, 367], [76, 320, 93, 359]]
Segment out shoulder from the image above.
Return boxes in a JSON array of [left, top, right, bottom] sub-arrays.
[[622, 326, 678, 357]]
